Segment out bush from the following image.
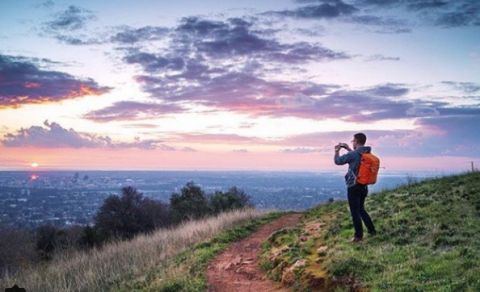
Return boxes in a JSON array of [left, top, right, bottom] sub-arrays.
[[209, 186, 253, 214], [35, 225, 69, 260], [170, 181, 211, 222], [94, 186, 170, 240], [0, 226, 36, 274]]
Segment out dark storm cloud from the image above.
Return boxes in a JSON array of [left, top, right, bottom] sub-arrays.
[[1, 120, 175, 150], [0, 54, 110, 108], [83, 101, 186, 122]]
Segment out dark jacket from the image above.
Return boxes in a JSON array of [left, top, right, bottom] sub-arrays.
[[334, 146, 372, 187]]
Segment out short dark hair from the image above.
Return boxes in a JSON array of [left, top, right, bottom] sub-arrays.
[[354, 133, 367, 145]]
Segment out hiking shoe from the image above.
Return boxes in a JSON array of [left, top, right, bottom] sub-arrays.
[[350, 236, 363, 243], [368, 230, 377, 236]]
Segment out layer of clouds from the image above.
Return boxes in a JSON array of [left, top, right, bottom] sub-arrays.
[[1, 120, 179, 150], [265, 0, 358, 19], [441, 81, 480, 93], [262, 0, 479, 32], [0, 54, 110, 108], [83, 101, 186, 122], [357, 0, 480, 28]]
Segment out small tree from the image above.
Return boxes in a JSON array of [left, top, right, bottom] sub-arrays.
[[94, 186, 170, 241], [78, 225, 100, 248], [209, 186, 253, 214], [35, 225, 68, 260], [170, 181, 210, 222]]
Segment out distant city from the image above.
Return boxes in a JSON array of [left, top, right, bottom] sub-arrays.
[[0, 170, 448, 229]]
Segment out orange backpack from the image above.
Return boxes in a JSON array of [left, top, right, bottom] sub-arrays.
[[356, 152, 380, 185]]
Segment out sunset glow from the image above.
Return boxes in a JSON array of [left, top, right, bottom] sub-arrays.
[[0, 0, 479, 171]]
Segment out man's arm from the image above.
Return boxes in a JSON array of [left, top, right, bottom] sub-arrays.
[[334, 147, 354, 165]]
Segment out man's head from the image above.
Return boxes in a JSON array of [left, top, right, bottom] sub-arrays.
[[352, 132, 367, 149]]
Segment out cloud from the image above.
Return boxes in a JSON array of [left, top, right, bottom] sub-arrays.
[[117, 30, 479, 124], [346, 15, 412, 33], [36, 0, 55, 9], [233, 148, 248, 153], [134, 67, 436, 122], [414, 115, 480, 155], [169, 133, 264, 145], [44, 5, 95, 31], [264, 0, 358, 19], [359, 0, 480, 28], [1, 120, 173, 150], [83, 101, 185, 122], [41, 5, 102, 45], [181, 146, 197, 152], [110, 26, 170, 44], [365, 54, 401, 61], [123, 16, 350, 71], [441, 81, 480, 93], [281, 147, 326, 153], [265, 0, 478, 31], [0, 54, 110, 108], [262, 0, 411, 33]]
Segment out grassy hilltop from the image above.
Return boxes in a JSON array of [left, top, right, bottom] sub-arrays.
[[260, 172, 480, 291], [2, 172, 479, 291]]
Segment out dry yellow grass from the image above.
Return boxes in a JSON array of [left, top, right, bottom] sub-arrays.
[[1, 208, 265, 292]]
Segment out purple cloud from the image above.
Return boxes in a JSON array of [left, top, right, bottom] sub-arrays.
[[1, 120, 173, 150], [0, 54, 110, 108], [83, 101, 185, 122], [265, 0, 358, 19], [110, 26, 170, 44]]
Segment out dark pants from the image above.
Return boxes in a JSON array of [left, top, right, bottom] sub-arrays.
[[347, 184, 376, 238]]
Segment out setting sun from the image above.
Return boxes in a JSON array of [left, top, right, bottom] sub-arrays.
[[31, 162, 39, 168]]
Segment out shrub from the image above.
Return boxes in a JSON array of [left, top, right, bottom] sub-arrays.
[[170, 181, 211, 222], [209, 186, 253, 214], [35, 225, 68, 260], [0, 226, 36, 274], [94, 186, 170, 240]]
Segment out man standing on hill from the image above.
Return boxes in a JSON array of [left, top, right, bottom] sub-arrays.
[[334, 133, 377, 243]]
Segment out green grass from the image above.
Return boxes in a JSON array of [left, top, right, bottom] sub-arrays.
[[117, 211, 284, 291], [260, 172, 480, 291]]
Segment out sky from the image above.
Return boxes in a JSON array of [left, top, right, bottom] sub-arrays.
[[0, 0, 479, 171]]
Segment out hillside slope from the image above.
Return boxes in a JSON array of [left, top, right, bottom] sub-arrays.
[[0, 209, 281, 292], [260, 172, 480, 291]]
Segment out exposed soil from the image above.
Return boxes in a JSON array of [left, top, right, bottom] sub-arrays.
[[207, 213, 303, 292]]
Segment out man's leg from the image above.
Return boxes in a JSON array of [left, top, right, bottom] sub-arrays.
[[358, 186, 376, 234], [347, 185, 363, 238]]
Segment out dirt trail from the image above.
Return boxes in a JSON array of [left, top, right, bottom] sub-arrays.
[[207, 213, 302, 292]]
